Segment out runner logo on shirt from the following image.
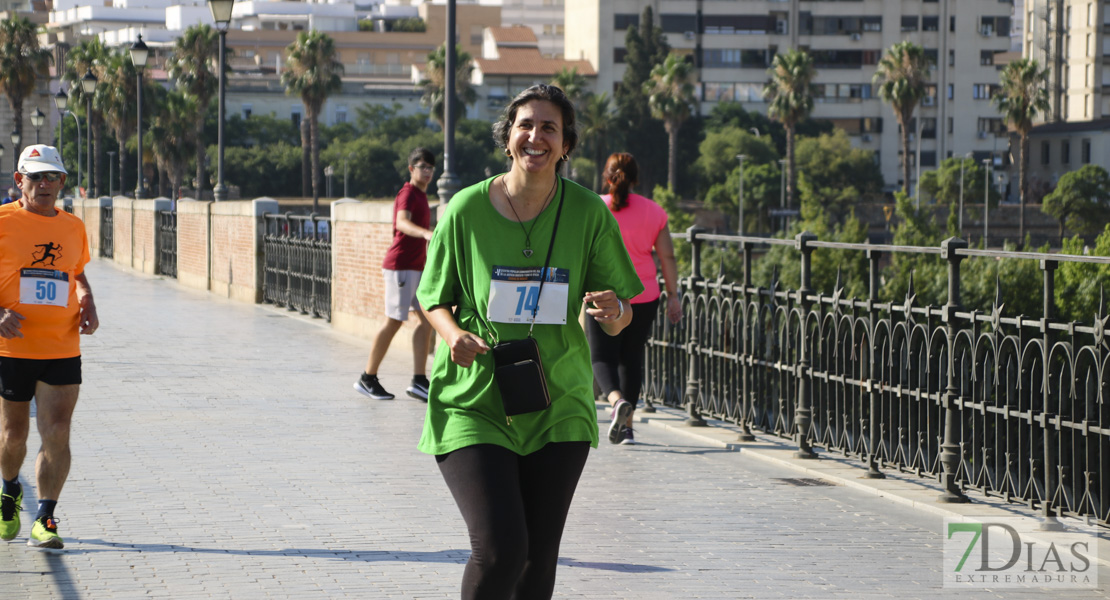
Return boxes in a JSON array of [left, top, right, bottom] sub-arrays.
[[32, 242, 63, 267]]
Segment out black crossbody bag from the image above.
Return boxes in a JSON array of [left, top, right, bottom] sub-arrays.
[[492, 178, 566, 420]]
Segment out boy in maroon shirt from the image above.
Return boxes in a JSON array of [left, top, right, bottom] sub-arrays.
[[354, 148, 436, 400]]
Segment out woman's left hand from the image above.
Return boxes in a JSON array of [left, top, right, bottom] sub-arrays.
[[584, 290, 622, 322], [666, 295, 682, 324]]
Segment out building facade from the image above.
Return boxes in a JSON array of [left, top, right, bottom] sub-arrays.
[[565, 0, 1015, 191]]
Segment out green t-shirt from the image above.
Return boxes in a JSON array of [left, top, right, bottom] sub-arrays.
[[416, 175, 643, 456]]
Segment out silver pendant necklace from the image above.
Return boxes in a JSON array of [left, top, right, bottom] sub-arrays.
[[502, 175, 557, 258]]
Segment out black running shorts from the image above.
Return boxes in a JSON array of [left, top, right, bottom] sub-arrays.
[[0, 356, 82, 402]]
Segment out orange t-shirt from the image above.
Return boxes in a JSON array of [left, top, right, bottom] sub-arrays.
[[0, 207, 90, 359]]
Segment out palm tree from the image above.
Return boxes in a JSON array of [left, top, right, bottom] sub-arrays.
[[874, 41, 933, 195], [97, 51, 139, 196], [764, 49, 816, 210], [281, 30, 344, 212], [994, 58, 1050, 241], [63, 38, 110, 197], [0, 16, 52, 159], [643, 53, 695, 191], [417, 43, 477, 128], [551, 67, 589, 110], [578, 92, 615, 192], [166, 24, 222, 200], [148, 89, 196, 199]]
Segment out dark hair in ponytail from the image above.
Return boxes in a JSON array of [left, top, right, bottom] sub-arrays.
[[603, 152, 638, 212]]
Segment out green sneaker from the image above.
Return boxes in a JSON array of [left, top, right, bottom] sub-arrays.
[[28, 516, 63, 549], [0, 489, 21, 541]]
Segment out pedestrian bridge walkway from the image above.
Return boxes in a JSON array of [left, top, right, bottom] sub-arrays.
[[0, 260, 1103, 599]]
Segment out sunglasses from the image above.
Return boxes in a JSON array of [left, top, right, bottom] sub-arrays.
[[21, 171, 64, 182]]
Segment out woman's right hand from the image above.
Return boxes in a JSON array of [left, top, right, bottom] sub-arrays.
[[446, 330, 490, 368]]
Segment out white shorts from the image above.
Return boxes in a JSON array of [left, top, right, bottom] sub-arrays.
[[383, 269, 423, 322]]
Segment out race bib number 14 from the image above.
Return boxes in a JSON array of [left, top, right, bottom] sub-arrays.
[[19, 268, 70, 307], [487, 265, 570, 324]]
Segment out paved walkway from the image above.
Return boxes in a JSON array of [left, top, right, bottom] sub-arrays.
[[0, 260, 1105, 599]]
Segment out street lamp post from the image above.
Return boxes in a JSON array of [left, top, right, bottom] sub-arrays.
[[130, 34, 149, 200], [958, 152, 971, 235], [107, 150, 116, 196], [209, 0, 233, 201], [82, 69, 97, 198], [982, 158, 991, 248], [343, 153, 351, 198], [736, 154, 746, 235], [10, 131, 20, 191], [54, 88, 66, 155], [30, 109, 44, 145]]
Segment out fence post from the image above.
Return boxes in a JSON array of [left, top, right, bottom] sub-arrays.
[[938, 237, 970, 503], [736, 239, 756, 442], [864, 248, 886, 478], [1038, 259, 1065, 530], [793, 231, 818, 458], [684, 225, 707, 427]]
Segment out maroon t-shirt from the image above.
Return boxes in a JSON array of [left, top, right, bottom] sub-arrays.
[[382, 182, 431, 271]]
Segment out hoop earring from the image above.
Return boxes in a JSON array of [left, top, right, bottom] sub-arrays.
[[561, 154, 569, 162], [504, 149, 512, 158]]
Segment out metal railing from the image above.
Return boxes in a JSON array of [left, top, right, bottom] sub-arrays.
[[262, 213, 331, 321], [643, 228, 1110, 528], [99, 206, 113, 259], [158, 209, 177, 278]]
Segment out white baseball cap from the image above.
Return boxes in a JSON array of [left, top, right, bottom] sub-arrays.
[[18, 144, 67, 175]]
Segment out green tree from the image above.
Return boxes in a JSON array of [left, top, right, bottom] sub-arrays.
[[644, 53, 695, 191], [417, 43, 477, 128], [794, 130, 883, 224], [1042, 164, 1110, 237], [147, 89, 196, 198], [1055, 226, 1110, 322], [0, 16, 52, 159], [764, 49, 816, 212], [63, 38, 110, 196], [995, 58, 1050, 241], [281, 30, 344, 211], [578, 92, 615, 192], [614, 6, 670, 192], [166, 24, 223, 199], [390, 18, 426, 33], [222, 142, 302, 198], [550, 67, 589, 110], [919, 156, 994, 235], [874, 41, 932, 196], [97, 51, 141, 197]]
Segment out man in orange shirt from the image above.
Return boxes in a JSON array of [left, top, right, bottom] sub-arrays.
[[0, 145, 98, 549]]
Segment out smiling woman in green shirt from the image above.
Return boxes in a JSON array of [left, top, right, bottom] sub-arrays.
[[417, 84, 642, 599]]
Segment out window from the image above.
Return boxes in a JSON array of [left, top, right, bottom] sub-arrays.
[[973, 84, 992, 99], [292, 107, 302, 130], [704, 49, 742, 68], [1082, 138, 1091, 163], [947, 117, 953, 134], [660, 14, 697, 34], [980, 50, 994, 66], [925, 49, 938, 65], [471, 25, 483, 46], [1041, 141, 1051, 165], [920, 151, 937, 168], [901, 16, 919, 32], [920, 117, 937, 139], [922, 16, 939, 32], [241, 103, 252, 120], [613, 48, 627, 63], [614, 14, 638, 30], [949, 49, 954, 67], [947, 84, 954, 99], [1061, 140, 1071, 164]]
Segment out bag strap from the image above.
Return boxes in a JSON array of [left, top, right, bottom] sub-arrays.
[[527, 176, 566, 337]]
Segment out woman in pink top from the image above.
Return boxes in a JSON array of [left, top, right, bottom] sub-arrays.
[[587, 153, 682, 445]]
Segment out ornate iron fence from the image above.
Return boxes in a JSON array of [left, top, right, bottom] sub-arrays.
[[643, 229, 1110, 528], [99, 206, 113, 259], [262, 213, 331, 321], [158, 209, 177, 278]]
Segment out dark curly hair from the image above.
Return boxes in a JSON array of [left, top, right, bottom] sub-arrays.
[[492, 84, 578, 169]]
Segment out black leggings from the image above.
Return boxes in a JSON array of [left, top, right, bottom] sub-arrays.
[[586, 298, 659, 407], [436, 442, 590, 600]]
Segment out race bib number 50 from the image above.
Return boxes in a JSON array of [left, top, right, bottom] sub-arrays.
[[19, 268, 70, 307], [487, 265, 570, 324]]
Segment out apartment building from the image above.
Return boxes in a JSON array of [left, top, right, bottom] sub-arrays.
[[499, 0, 567, 58], [565, 0, 1014, 191]]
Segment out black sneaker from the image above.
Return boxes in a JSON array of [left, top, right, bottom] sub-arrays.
[[406, 378, 429, 402], [354, 375, 394, 400]]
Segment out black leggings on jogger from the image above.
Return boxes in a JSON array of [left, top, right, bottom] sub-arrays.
[[586, 298, 659, 407], [435, 441, 591, 600]]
